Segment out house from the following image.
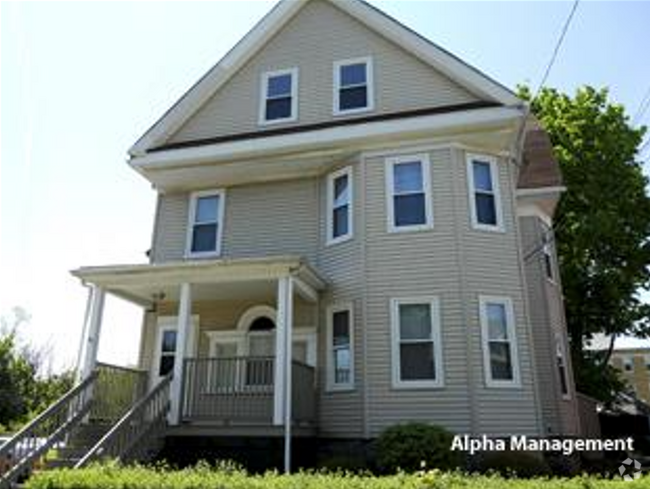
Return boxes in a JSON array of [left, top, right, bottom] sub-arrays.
[[0, 0, 583, 479], [611, 347, 650, 403]]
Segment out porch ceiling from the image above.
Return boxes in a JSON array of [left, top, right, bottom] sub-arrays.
[[71, 256, 326, 307]]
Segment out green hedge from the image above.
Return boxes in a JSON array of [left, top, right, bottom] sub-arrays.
[[25, 464, 649, 489]]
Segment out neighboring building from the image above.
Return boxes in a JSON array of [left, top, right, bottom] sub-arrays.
[[0, 0, 584, 478], [611, 347, 650, 403]]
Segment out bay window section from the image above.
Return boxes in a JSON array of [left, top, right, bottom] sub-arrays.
[[480, 296, 520, 387], [386, 155, 433, 232], [467, 154, 503, 231], [391, 298, 443, 388]]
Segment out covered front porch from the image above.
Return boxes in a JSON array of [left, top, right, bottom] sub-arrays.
[[72, 256, 326, 434]]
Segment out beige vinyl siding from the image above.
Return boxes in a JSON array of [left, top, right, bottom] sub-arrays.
[[222, 178, 319, 263], [363, 147, 472, 436], [151, 178, 320, 264], [361, 147, 541, 437], [152, 193, 189, 262], [458, 151, 540, 436], [315, 163, 364, 438], [519, 216, 580, 436], [167, 0, 479, 145]]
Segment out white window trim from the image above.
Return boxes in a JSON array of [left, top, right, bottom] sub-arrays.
[[185, 189, 226, 259], [385, 154, 433, 233], [150, 315, 199, 388], [479, 295, 521, 388], [258, 67, 299, 125], [555, 333, 571, 400], [390, 297, 444, 389], [326, 166, 354, 246], [466, 153, 504, 232], [326, 302, 354, 392], [333, 56, 374, 116]]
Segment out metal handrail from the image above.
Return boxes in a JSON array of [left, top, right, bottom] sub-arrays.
[[0, 372, 98, 488], [75, 374, 172, 467]]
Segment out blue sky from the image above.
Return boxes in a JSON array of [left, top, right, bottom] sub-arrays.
[[1, 0, 649, 372]]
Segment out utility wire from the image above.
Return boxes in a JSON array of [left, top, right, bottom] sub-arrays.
[[522, 0, 580, 263], [632, 84, 650, 127], [533, 0, 580, 99]]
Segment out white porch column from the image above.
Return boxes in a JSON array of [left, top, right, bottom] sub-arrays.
[[273, 276, 294, 425], [283, 276, 294, 474], [273, 275, 294, 472], [170, 282, 192, 425], [78, 285, 106, 381]]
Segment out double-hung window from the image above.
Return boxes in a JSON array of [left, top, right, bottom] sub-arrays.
[[186, 190, 225, 257], [327, 304, 354, 391], [479, 296, 520, 387], [259, 68, 298, 124], [386, 155, 433, 232], [555, 334, 570, 398], [334, 57, 373, 115], [391, 298, 443, 388], [326, 166, 353, 244], [467, 154, 503, 231]]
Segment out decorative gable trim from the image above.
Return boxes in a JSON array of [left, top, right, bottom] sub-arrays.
[[129, 0, 521, 158]]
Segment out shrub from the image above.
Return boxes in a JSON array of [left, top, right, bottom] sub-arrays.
[[24, 463, 650, 489], [374, 422, 461, 473]]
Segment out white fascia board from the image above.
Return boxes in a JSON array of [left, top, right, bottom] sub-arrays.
[[128, 0, 308, 157], [131, 106, 524, 171], [71, 255, 326, 291], [334, 0, 521, 106]]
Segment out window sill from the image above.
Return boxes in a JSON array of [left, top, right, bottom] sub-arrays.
[[391, 381, 444, 390], [325, 384, 355, 393], [185, 251, 221, 260], [484, 381, 522, 389], [326, 234, 353, 247], [387, 223, 434, 234], [333, 105, 373, 117], [258, 115, 298, 126], [470, 223, 505, 233]]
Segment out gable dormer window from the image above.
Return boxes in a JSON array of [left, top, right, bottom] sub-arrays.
[[333, 57, 373, 115], [259, 68, 298, 124], [186, 190, 225, 257]]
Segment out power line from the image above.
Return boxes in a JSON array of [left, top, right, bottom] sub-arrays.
[[534, 0, 580, 99], [632, 84, 650, 127]]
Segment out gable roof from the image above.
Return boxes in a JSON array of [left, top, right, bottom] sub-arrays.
[[129, 0, 522, 157]]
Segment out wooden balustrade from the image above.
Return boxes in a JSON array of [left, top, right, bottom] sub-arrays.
[[181, 357, 316, 426]]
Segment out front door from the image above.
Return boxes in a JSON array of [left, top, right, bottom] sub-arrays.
[[150, 316, 198, 387]]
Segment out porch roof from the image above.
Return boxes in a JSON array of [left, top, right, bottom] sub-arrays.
[[71, 255, 326, 306]]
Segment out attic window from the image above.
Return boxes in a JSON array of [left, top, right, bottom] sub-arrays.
[[259, 68, 298, 124], [334, 57, 373, 115]]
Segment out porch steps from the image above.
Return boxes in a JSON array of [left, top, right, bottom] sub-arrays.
[[44, 423, 112, 470]]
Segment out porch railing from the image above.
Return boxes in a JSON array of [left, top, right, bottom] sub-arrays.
[[0, 372, 97, 488], [181, 357, 316, 425], [75, 374, 172, 467], [89, 363, 147, 422]]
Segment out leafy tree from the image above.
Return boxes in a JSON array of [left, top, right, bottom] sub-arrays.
[[0, 308, 74, 430], [519, 86, 650, 401]]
